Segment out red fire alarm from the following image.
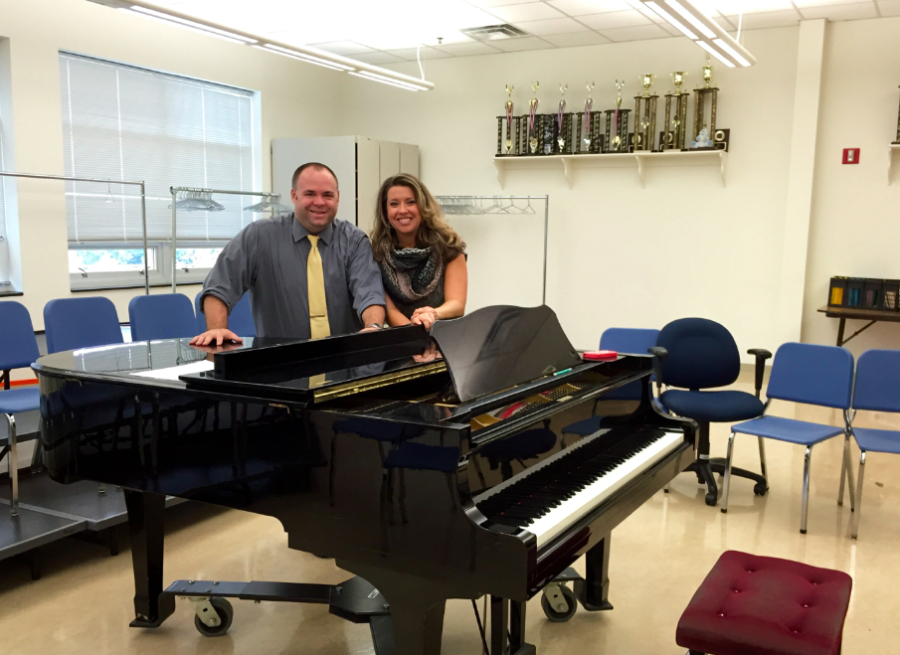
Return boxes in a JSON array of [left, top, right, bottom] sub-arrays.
[[842, 148, 860, 164]]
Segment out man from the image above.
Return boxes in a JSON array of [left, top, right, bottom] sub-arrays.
[[191, 163, 386, 346]]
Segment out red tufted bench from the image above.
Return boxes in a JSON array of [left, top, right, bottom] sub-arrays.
[[676, 551, 852, 655]]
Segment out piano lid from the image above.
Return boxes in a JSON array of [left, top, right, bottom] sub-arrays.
[[430, 305, 581, 402]]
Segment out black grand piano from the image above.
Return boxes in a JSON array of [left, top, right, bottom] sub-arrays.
[[34, 305, 695, 655]]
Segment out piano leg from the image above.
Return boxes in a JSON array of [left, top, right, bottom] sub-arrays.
[[575, 534, 614, 611], [491, 596, 508, 655], [384, 599, 446, 655], [490, 596, 536, 655], [124, 490, 175, 628]]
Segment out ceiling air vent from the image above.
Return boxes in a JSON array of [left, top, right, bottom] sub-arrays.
[[462, 24, 530, 41]]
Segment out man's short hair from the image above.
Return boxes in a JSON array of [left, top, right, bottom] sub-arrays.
[[292, 162, 339, 190]]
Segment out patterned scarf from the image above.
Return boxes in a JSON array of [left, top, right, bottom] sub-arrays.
[[381, 246, 443, 304]]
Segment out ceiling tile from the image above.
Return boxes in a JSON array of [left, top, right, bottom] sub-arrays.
[[516, 16, 592, 34], [490, 36, 557, 50], [486, 2, 567, 21], [714, 0, 797, 12], [598, 23, 672, 41], [433, 41, 504, 56], [541, 31, 614, 45], [545, 0, 633, 16], [879, 0, 900, 16], [719, 10, 801, 29], [384, 47, 454, 61], [712, 15, 737, 31], [349, 51, 407, 65], [577, 9, 653, 29], [464, 0, 533, 6], [308, 41, 376, 56], [794, 0, 875, 6], [799, 3, 878, 19]]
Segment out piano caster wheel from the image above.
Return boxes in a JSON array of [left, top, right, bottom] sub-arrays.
[[541, 584, 577, 623], [192, 597, 234, 637], [753, 483, 768, 497], [704, 492, 718, 507]]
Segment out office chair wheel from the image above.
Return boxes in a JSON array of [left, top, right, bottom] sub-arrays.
[[541, 585, 577, 622], [194, 598, 233, 637], [753, 483, 768, 497], [704, 492, 718, 507]]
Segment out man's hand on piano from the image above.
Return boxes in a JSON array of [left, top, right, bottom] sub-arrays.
[[412, 342, 442, 363], [189, 329, 244, 348], [411, 306, 438, 331]]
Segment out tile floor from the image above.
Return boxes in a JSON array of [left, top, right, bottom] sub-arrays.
[[1, 370, 897, 654]]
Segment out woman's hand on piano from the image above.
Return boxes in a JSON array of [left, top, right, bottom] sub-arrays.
[[411, 306, 438, 331], [412, 342, 442, 363], [189, 328, 244, 348]]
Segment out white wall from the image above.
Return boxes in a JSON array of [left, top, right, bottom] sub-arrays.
[[340, 28, 802, 353], [802, 16, 900, 355], [0, 0, 347, 334]]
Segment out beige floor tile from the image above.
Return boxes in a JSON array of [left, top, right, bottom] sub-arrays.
[[1, 370, 897, 654]]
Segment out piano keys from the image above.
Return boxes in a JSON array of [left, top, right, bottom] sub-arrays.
[[34, 305, 696, 655]]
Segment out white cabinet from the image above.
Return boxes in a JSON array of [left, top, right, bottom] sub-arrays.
[[271, 136, 419, 235]]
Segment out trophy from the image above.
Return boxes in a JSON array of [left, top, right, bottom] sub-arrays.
[[692, 57, 730, 150], [556, 84, 568, 153], [604, 79, 630, 153], [577, 82, 594, 154], [662, 71, 689, 151], [500, 84, 514, 155], [894, 85, 900, 144], [528, 81, 540, 155], [632, 73, 658, 152]]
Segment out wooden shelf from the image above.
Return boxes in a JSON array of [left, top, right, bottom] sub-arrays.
[[493, 150, 728, 189], [888, 144, 900, 185]]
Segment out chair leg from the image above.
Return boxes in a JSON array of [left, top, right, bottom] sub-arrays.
[[850, 451, 866, 540], [721, 432, 736, 514], [800, 446, 813, 534], [757, 437, 768, 489], [5, 413, 18, 517], [842, 435, 856, 511]]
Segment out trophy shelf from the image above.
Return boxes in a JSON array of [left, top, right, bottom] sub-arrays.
[[888, 144, 900, 186], [492, 150, 728, 190]]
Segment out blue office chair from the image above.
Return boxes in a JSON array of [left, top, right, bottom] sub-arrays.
[[195, 291, 256, 337], [848, 349, 900, 539], [44, 297, 123, 353], [724, 343, 855, 533], [651, 318, 771, 507], [562, 328, 660, 440], [128, 293, 197, 341], [0, 301, 42, 517]]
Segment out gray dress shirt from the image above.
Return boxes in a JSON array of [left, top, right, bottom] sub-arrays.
[[200, 214, 385, 338]]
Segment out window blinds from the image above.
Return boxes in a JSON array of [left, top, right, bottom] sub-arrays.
[[59, 52, 257, 243]]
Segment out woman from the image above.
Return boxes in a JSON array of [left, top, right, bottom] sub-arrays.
[[371, 174, 467, 331]]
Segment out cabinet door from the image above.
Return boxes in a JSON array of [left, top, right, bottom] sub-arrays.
[[379, 141, 400, 183], [356, 138, 380, 234], [399, 143, 419, 177]]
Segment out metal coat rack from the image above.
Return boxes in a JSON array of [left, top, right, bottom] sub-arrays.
[[436, 195, 549, 304], [0, 171, 150, 294], [169, 186, 288, 292]]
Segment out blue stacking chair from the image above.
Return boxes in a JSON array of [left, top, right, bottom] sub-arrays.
[[723, 343, 855, 534], [561, 328, 660, 440], [848, 349, 900, 539], [44, 296, 123, 353], [0, 302, 42, 517], [194, 291, 256, 337], [652, 318, 771, 507], [128, 293, 196, 341]]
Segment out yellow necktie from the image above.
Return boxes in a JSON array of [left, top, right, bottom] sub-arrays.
[[307, 234, 331, 339]]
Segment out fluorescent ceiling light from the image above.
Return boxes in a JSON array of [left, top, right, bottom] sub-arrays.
[[638, 0, 756, 68], [349, 71, 427, 92], [128, 6, 257, 43], [644, 2, 698, 40], [258, 44, 356, 72], [697, 41, 735, 68], [713, 38, 750, 67], [664, 0, 716, 39]]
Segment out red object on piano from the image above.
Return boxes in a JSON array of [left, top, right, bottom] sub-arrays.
[[582, 350, 617, 361]]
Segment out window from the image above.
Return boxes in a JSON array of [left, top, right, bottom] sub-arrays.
[[59, 52, 259, 289], [0, 109, 12, 293]]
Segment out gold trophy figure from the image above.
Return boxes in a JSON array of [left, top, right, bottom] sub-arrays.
[[528, 81, 540, 154], [582, 81, 594, 152], [702, 57, 714, 89], [505, 84, 514, 155], [557, 84, 567, 152], [611, 79, 625, 151]]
